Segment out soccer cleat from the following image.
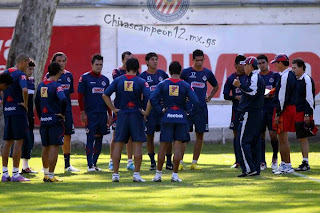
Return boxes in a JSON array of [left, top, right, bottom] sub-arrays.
[[65, 165, 80, 172], [231, 163, 240, 169], [127, 162, 135, 170], [150, 163, 156, 171], [48, 176, 63, 182], [152, 175, 162, 182], [273, 164, 294, 175], [95, 167, 102, 172], [112, 174, 120, 182], [43, 176, 50, 182], [108, 162, 114, 171], [271, 158, 278, 171], [178, 163, 184, 171], [190, 163, 201, 170], [133, 175, 146, 182], [166, 164, 173, 170], [260, 163, 267, 171], [87, 166, 96, 172], [171, 176, 182, 182], [21, 167, 38, 174], [1, 175, 11, 182], [294, 161, 311, 172], [11, 175, 30, 182]]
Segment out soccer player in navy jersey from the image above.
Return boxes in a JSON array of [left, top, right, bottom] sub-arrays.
[[1, 53, 30, 182], [109, 51, 135, 171], [292, 58, 316, 172], [47, 52, 79, 172], [272, 54, 297, 175], [139, 52, 173, 171], [103, 58, 150, 182], [146, 61, 199, 182], [257, 54, 280, 171], [233, 56, 265, 177], [35, 62, 67, 182], [180, 49, 219, 170], [223, 55, 246, 169], [78, 54, 111, 172]]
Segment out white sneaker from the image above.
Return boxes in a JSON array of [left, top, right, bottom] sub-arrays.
[[95, 167, 102, 172], [273, 164, 294, 175], [271, 159, 278, 171], [65, 165, 80, 172], [152, 175, 162, 182], [112, 174, 120, 182], [171, 176, 182, 182], [272, 162, 285, 173], [87, 167, 96, 172], [260, 163, 267, 171], [133, 175, 146, 182]]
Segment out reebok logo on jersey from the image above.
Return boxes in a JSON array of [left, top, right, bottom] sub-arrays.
[[169, 85, 179, 96], [4, 107, 16, 111], [92, 87, 104, 94], [61, 84, 70, 90], [41, 117, 53, 122], [191, 82, 205, 89], [41, 87, 48, 98], [124, 81, 134, 91], [167, 113, 183, 118]]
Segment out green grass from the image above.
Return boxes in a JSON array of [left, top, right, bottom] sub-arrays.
[[1, 141, 320, 213]]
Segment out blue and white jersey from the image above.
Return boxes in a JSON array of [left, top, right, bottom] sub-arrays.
[[296, 73, 315, 115]]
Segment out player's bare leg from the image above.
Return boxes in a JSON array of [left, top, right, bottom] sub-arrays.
[[132, 142, 145, 182], [108, 131, 116, 170], [1, 140, 13, 181], [295, 137, 310, 172], [178, 142, 186, 170], [278, 132, 290, 163], [165, 142, 173, 170], [231, 130, 240, 168], [156, 142, 167, 171], [63, 135, 79, 172], [172, 141, 183, 182], [112, 142, 125, 177], [191, 132, 203, 170]]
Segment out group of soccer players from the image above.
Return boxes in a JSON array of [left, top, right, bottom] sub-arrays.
[[0, 49, 317, 182]]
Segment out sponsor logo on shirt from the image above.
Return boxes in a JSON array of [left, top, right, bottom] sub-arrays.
[[124, 81, 134, 91], [150, 85, 157, 91], [41, 117, 53, 122], [90, 82, 96, 84], [167, 113, 183, 118], [41, 87, 48, 98], [4, 107, 16, 111], [57, 86, 64, 92], [191, 82, 205, 88], [92, 87, 104, 94], [169, 85, 179, 96], [61, 84, 70, 90], [189, 72, 197, 78]]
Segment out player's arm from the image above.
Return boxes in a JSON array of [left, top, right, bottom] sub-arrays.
[[77, 75, 87, 125], [70, 73, 74, 94], [237, 75, 258, 96], [207, 72, 219, 102], [223, 79, 233, 101], [56, 85, 67, 119], [304, 78, 315, 124], [102, 80, 119, 114], [35, 85, 41, 120], [149, 84, 163, 114], [187, 85, 200, 111], [19, 74, 28, 112]]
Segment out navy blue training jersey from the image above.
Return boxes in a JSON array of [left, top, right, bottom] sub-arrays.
[[77, 71, 110, 115], [296, 73, 315, 115], [35, 80, 67, 126], [237, 70, 265, 112], [180, 67, 218, 107], [3, 68, 28, 116], [150, 78, 199, 124], [223, 72, 247, 110], [260, 71, 280, 110], [104, 74, 150, 114], [27, 76, 35, 118]]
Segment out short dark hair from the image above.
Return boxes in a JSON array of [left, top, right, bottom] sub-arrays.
[[15, 53, 29, 64], [145, 52, 158, 61], [122, 51, 132, 60], [235, 55, 246, 64], [192, 49, 204, 59], [28, 60, 36, 67], [292, 58, 306, 71], [48, 62, 61, 77], [126, 58, 139, 73], [0, 72, 13, 85], [51, 52, 67, 62], [91, 54, 103, 64], [257, 54, 268, 62], [169, 61, 182, 75], [278, 61, 289, 67]]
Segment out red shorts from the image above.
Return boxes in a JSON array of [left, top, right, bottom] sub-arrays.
[[272, 105, 296, 133]]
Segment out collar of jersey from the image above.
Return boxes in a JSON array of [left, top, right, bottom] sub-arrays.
[[169, 78, 182, 83], [90, 71, 101, 77], [43, 80, 53, 85], [279, 67, 291, 76], [192, 67, 204, 72], [125, 74, 136, 80]]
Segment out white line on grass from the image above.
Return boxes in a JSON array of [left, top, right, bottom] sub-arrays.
[[291, 172, 320, 183]]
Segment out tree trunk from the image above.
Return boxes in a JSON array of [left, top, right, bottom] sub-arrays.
[[0, 0, 59, 154]]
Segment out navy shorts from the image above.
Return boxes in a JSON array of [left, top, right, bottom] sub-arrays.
[[40, 122, 64, 147], [3, 114, 28, 140], [160, 123, 190, 143], [229, 109, 241, 131], [86, 112, 109, 136], [189, 106, 209, 133], [115, 111, 146, 143], [64, 111, 75, 135], [145, 110, 161, 134], [261, 108, 274, 132]]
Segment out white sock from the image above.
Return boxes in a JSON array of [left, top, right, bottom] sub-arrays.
[[22, 158, 29, 170], [180, 160, 183, 164], [48, 172, 54, 179], [133, 172, 140, 177], [285, 163, 291, 166], [192, 160, 197, 164], [172, 172, 178, 177], [113, 173, 119, 177], [281, 161, 285, 165], [109, 159, 113, 164], [12, 167, 19, 177], [43, 168, 49, 176], [128, 159, 133, 165], [303, 158, 309, 163], [2, 166, 9, 176]]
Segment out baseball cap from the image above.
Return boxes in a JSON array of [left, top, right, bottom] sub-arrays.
[[239, 56, 258, 66], [271, 54, 289, 64]]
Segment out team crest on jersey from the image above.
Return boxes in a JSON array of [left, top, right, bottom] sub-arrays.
[[269, 78, 274, 83], [102, 81, 106, 86], [21, 75, 27, 80], [124, 81, 134, 91], [202, 76, 207, 81], [190, 72, 197, 78], [41, 87, 48, 98], [67, 77, 71, 82], [169, 85, 179, 96], [147, 76, 153, 82], [235, 88, 241, 93], [159, 76, 163, 81]]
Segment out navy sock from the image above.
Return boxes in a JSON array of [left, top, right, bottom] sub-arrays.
[[86, 134, 95, 167], [271, 140, 279, 159], [64, 153, 70, 168], [166, 154, 172, 165], [261, 139, 266, 163], [93, 136, 103, 166], [148, 153, 156, 165]]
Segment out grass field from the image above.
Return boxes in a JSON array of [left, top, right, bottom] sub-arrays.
[[1, 141, 320, 213]]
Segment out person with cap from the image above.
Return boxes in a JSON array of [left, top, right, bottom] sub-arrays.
[[271, 54, 297, 175], [232, 56, 265, 177]]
